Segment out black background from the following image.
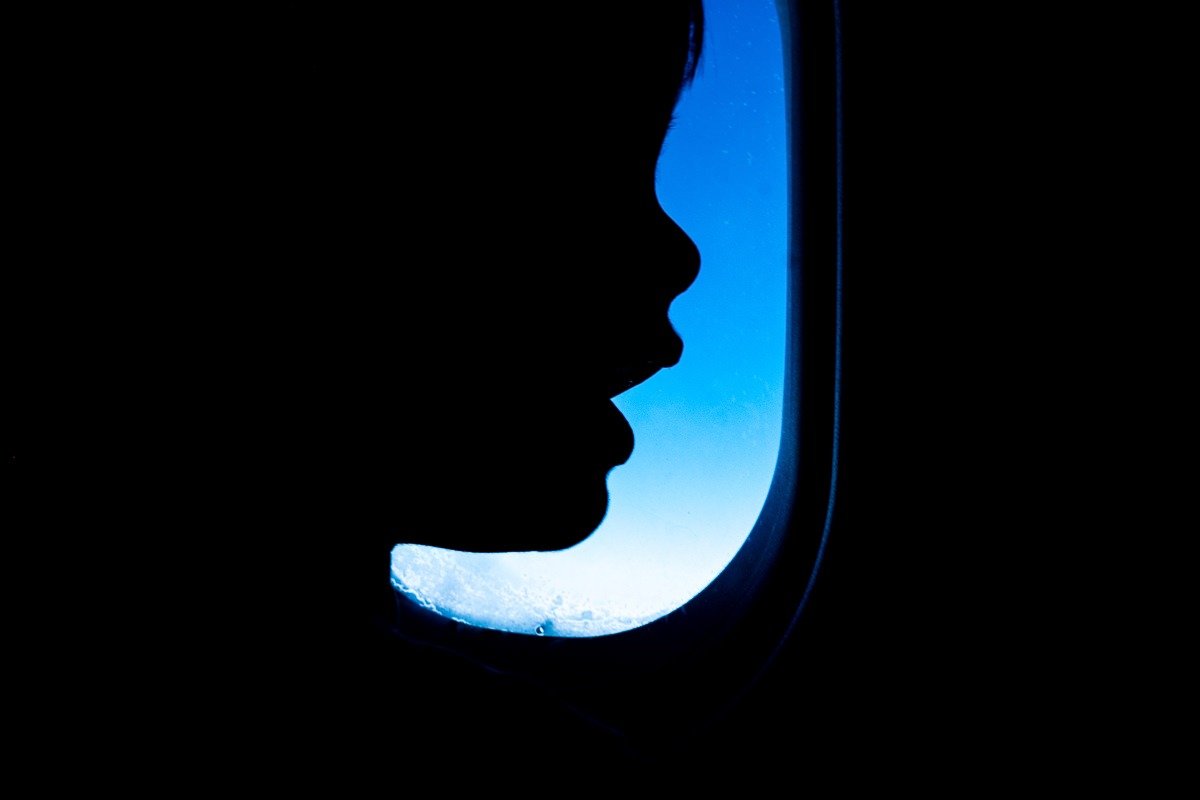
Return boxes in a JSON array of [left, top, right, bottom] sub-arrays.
[[681, 3, 1185, 785], [11, 2, 1184, 788]]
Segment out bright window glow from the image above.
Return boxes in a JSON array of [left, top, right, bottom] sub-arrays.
[[392, 0, 786, 637]]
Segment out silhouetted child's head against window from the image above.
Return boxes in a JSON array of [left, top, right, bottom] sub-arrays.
[[225, 4, 703, 563]]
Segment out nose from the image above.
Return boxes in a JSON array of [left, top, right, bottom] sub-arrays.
[[549, 197, 701, 398], [654, 206, 701, 303], [599, 206, 699, 395], [649, 205, 700, 365]]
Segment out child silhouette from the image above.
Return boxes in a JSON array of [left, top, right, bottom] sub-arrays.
[[21, 2, 707, 777]]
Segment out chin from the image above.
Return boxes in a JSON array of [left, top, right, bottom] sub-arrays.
[[396, 467, 612, 554], [521, 485, 610, 552], [512, 460, 614, 552]]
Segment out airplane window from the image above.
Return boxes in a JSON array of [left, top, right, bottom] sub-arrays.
[[390, 0, 787, 637]]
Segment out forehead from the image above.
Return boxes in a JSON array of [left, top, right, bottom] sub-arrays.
[[318, 8, 694, 124], [285, 6, 698, 208], [442, 18, 692, 160]]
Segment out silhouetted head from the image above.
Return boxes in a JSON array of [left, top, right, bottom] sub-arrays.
[[72, 5, 705, 626], [227, 4, 706, 557], [23, 1, 709, 749]]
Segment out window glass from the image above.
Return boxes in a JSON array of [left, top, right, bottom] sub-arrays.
[[390, 0, 786, 637]]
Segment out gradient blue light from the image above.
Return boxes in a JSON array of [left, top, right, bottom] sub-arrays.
[[391, 0, 786, 637]]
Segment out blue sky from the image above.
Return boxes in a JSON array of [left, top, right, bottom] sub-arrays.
[[390, 0, 787, 636]]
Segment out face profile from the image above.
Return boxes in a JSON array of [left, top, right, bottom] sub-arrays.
[[244, 4, 706, 562], [37, 5, 705, 653], [25, 0, 862, 776]]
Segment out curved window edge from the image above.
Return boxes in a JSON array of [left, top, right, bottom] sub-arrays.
[[387, 0, 843, 747]]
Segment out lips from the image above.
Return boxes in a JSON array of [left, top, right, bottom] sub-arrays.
[[542, 324, 681, 474], [588, 398, 635, 468], [587, 339, 682, 467], [598, 319, 684, 399]]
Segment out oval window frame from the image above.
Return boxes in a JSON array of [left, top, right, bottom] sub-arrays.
[[387, 0, 842, 746]]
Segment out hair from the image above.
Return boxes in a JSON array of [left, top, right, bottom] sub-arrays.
[[277, 3, 706, 114], [683, 0, 707, 85]]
